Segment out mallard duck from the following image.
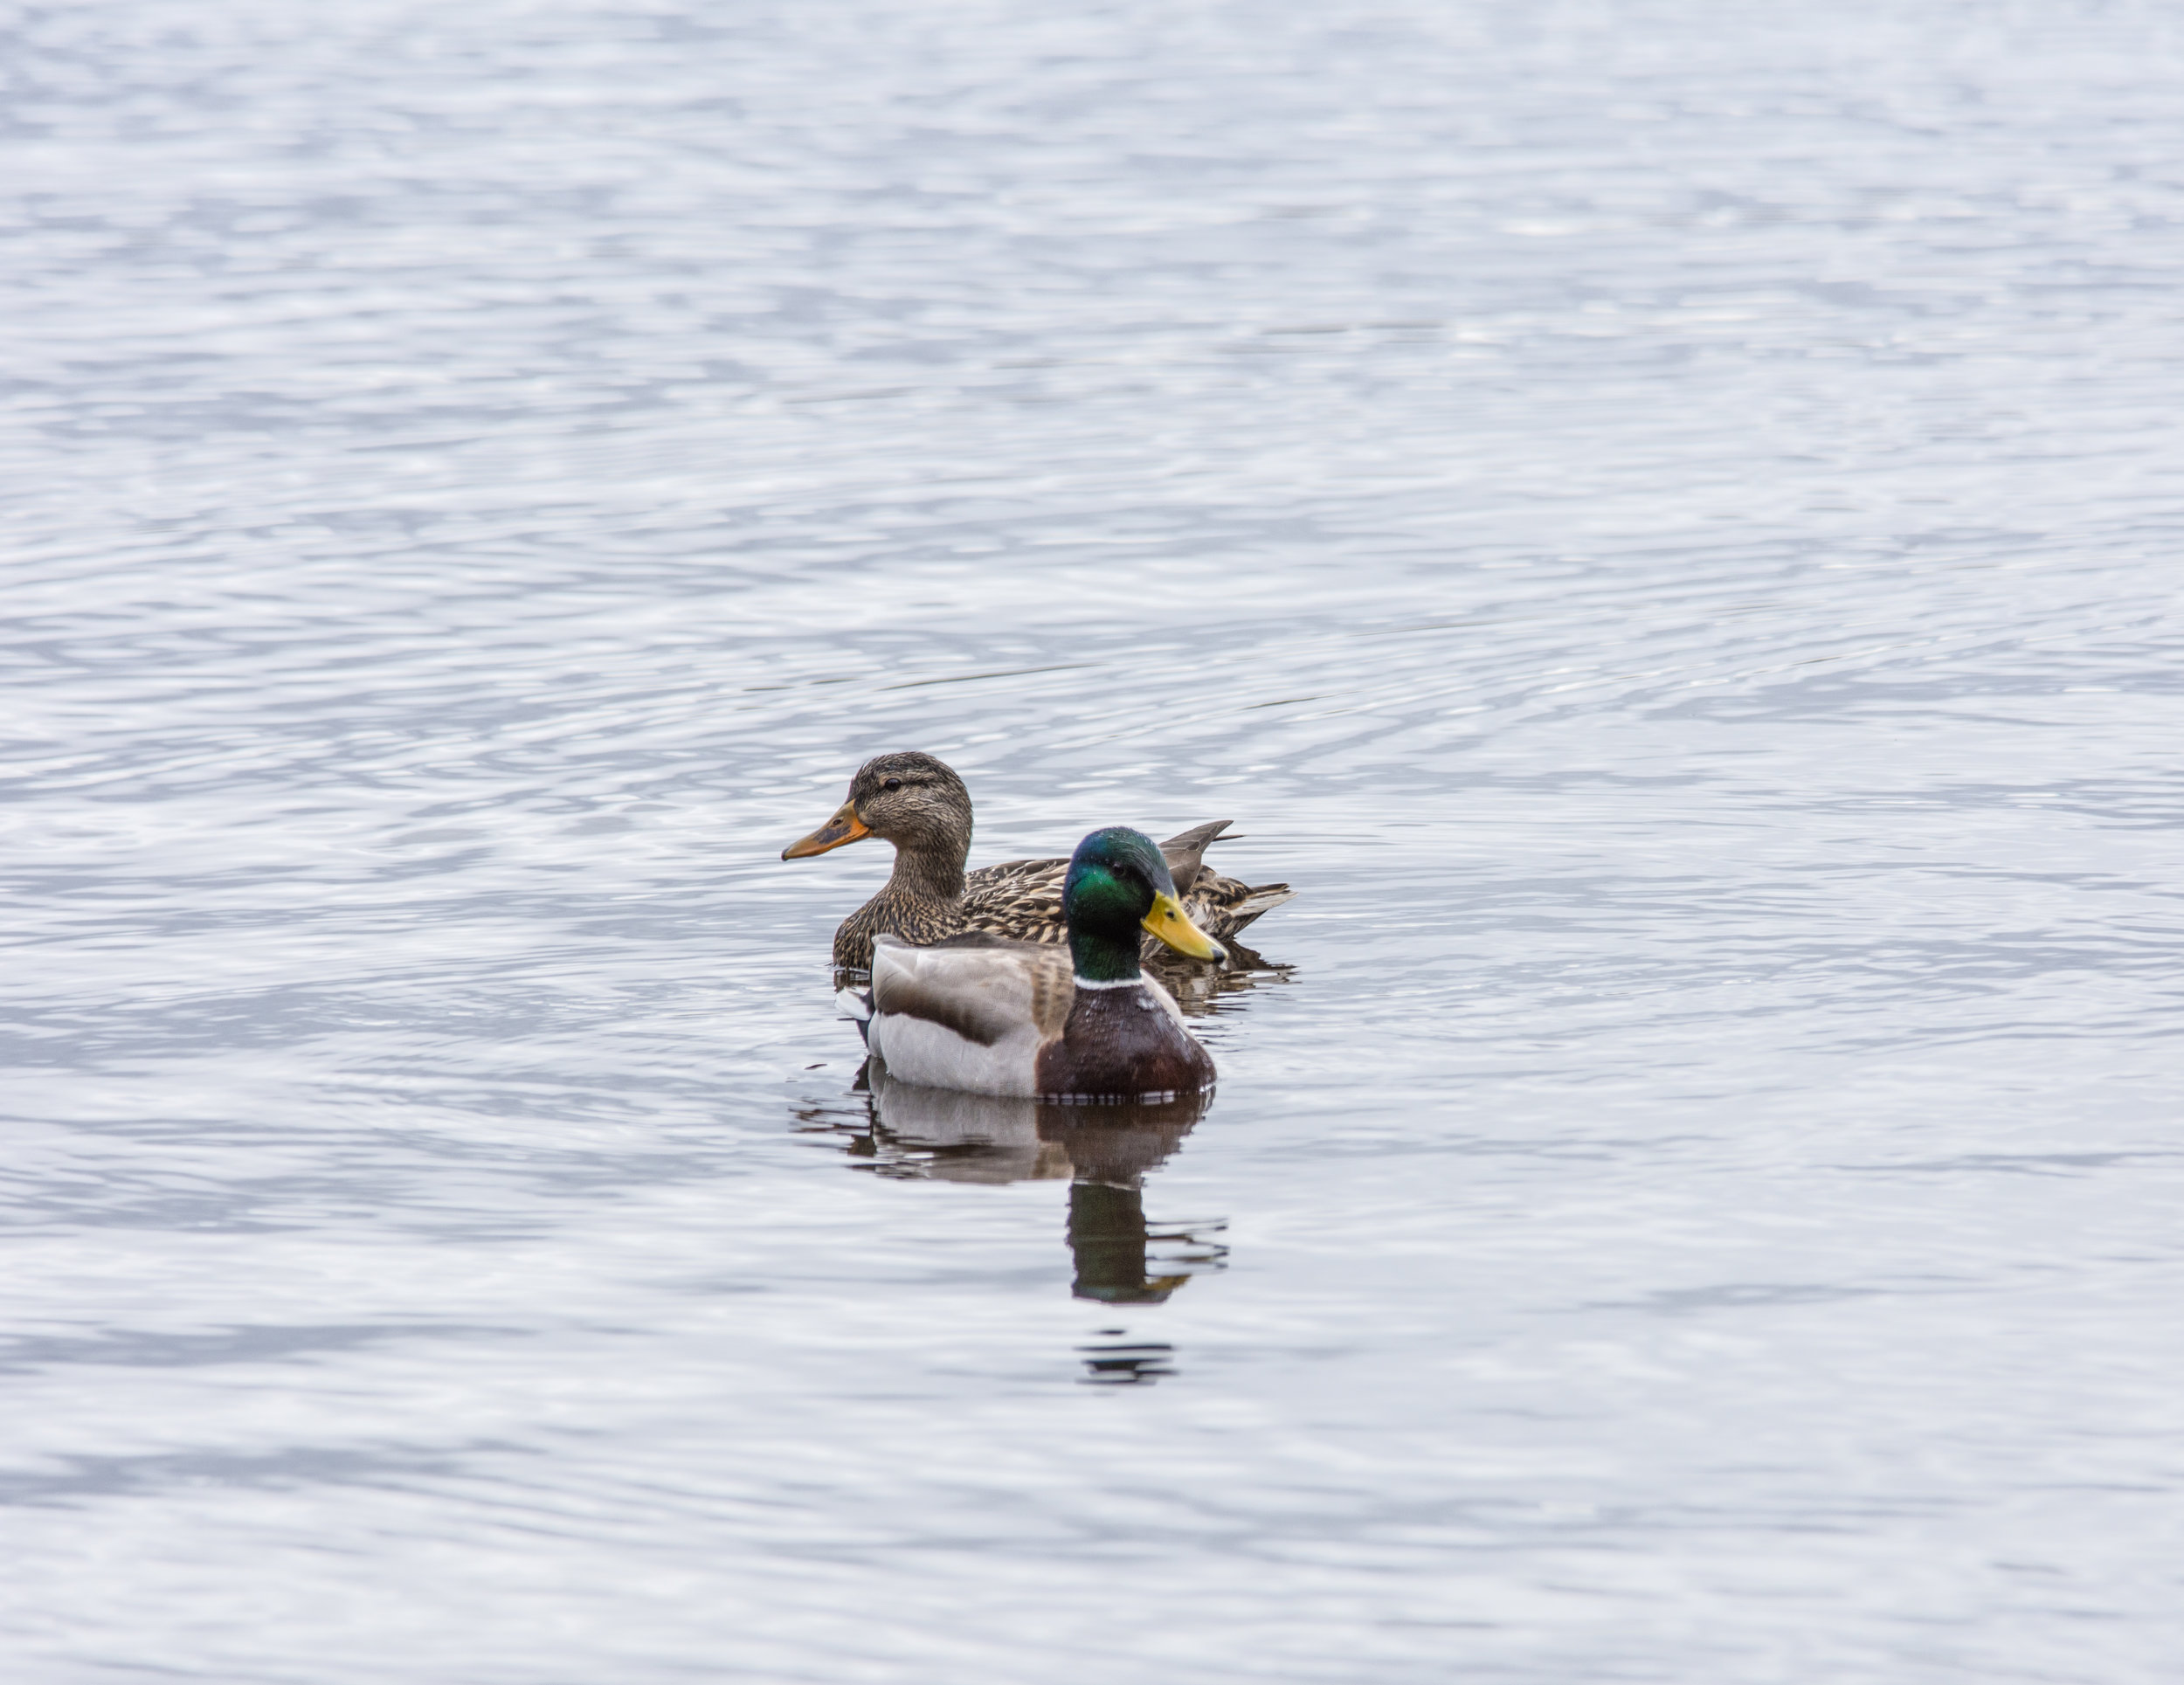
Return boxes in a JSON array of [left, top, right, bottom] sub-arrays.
[[867, 826, 1222, 1100], [781, 750, 1293, 971]]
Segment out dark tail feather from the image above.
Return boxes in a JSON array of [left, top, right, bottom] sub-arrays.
[[1158, 820, 1234, 893]]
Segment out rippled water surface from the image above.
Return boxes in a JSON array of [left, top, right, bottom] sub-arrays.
[[8, 2, 2184, 1679]]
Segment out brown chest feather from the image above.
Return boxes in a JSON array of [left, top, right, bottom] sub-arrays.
[[833, 889, 964, 970], [1033, 985, 1217, 1102]]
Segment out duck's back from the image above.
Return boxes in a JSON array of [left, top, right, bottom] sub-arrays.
[[837, 821, 1291, 970], [959, 855, 1069, 943], [962, 866, 1292, 954]]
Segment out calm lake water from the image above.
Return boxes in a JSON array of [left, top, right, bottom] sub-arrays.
[[6, 2, 2184, 1679]]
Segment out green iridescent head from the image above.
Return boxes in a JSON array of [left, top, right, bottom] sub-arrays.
[[1062, 826, 1227, 981]]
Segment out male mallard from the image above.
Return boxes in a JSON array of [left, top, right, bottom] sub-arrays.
[[782, 751, 1293, 970], [867, 826, 1222, 1100]]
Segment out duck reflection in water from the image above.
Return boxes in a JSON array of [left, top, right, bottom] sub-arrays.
[[849, 1056, 1227, 1305]]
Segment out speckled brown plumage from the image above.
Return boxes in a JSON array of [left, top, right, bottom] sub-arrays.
[[782, 751, 1294, 972], [957, 829, 1293, 960]]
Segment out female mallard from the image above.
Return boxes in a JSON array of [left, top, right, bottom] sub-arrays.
[[867, 826, 1222, 1100], [782, 751, 1293, 970]]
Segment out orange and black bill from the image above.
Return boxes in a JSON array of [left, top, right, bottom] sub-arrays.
[[781, 799, 871, 860]]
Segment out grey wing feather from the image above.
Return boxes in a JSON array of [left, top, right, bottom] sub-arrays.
[[871, 936, 1074, 1046], [1156, 820, 1233, 893]]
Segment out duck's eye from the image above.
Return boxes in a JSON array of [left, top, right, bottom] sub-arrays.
[[882, 777, 902, 791]]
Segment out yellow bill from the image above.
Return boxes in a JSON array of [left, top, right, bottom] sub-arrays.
[[781, 799, 871, 860], [1140, 891, 1226, 963]]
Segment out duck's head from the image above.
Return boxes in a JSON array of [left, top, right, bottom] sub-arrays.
[[782, 751, 973, 863], [1064, 826, 1227, 981]]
